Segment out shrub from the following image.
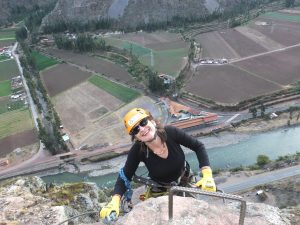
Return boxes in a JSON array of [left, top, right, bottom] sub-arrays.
[[257, 155, 271, 167]]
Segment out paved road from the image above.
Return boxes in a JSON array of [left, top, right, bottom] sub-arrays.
[[219, 164, 300, 193]]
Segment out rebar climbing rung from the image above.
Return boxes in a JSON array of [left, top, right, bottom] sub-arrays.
[[168, 186, 247, 225]]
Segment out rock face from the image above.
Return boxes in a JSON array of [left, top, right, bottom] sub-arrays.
[[0, 176, 296, 225], [0, 176, 105, 224], [42, 0, 219, 29], [115, 196, 292, 225]]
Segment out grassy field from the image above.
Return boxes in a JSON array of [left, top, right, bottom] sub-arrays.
[[104, 36, 188, 76], [0, 29, 16, 41], [0, 59, 19, 81], [0, 99, 24, 115], [0, 55, 10, 62], [263, 12, 300, 23], [31, 51, 59, 71], [104, 37, 151, 56], [0, 108, 33, 139], [0, 80, 11, 97], [88, 75, 140, 103], [140, 48, 188, 76]]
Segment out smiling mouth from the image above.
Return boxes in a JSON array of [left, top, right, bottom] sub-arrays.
[[141, 128, 150, 136]]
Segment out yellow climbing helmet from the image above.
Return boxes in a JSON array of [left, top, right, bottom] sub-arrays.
[[123, 108, 150, 134]]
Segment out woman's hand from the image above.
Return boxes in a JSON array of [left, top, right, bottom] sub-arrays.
[[99, 195, 121, 221], [195, 168, 216, 192]]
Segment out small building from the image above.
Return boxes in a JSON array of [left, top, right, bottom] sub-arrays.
[[62, 134, 70, 142], [158, 73, 175, 86]]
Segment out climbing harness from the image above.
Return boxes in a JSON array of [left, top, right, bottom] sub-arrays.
[[133, 161, 196, 200]]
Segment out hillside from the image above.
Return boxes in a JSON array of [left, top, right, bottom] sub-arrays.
[[41, 0, 218, 30], [0, 0, 56, 26]]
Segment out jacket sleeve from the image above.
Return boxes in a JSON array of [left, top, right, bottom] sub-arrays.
[[166, 125, 210, 168], [113, 143, 141, 196]]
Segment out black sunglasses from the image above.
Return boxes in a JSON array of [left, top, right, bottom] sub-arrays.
[[130, 118, 148, 136]]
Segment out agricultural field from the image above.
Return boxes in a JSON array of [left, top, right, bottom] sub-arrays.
[[41, 63, 92, 97], [194, 31, 239, 59], [262, 11, 300, 23], [187, 9, 300, 105], [234, 26, 285, 51], [0, 129, 38, 157], [0, 59, 19, 81], [0, 108, 35, 143], [248, 18, 300, 46], [52, 80, 152, 149], [0, 102, 37, 155], [103, 31, 189, 76], [233, 45, 300, 86], [218, 29, 267, 58], [0, 80, 11, 97], [42, 47, 155, 148], [89, 75, 140, 103], [0, 40, 14, 48], [31, 51, 59, 71], [185, 64, 280, 104], [0, 55, 10, 62], [45, 48, 139, 87], [0, 28, 15, 41], [0, 51, 39, 155]]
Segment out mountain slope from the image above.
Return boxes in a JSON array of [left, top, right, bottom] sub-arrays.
[[41, 0, 221, 30]]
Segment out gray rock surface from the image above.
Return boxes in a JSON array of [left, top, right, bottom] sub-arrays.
[[0, 176, 296, 225], [114, 196, 292, 225]]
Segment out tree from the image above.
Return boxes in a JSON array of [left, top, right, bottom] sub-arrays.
[[15, 26, 28, 41], [257, 155, 270, 167], [285, 0, 295, 7]]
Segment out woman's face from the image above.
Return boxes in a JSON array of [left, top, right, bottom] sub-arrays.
[[133, 118, 157, 142]]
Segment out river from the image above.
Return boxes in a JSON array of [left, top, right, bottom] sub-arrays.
[[41, 126, 300, 188]]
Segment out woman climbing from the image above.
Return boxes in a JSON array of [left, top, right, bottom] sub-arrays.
[[100, 108, 216, 221]]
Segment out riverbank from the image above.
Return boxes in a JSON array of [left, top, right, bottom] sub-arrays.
[[230, 111, 300, 133]]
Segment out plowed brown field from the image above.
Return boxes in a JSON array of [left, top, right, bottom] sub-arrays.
[[218, 29, 267, 57], [186, 64, 280, 104], [249, 18, 300, 46], [41, 63, 92, 97], [46, 48, 139, 86], [0, 129, 38, 157], [234, 46, 300, 86]]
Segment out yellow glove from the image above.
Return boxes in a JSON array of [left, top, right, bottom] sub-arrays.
[[195, 168, 216, 192], [100, 195, 121, 220]]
